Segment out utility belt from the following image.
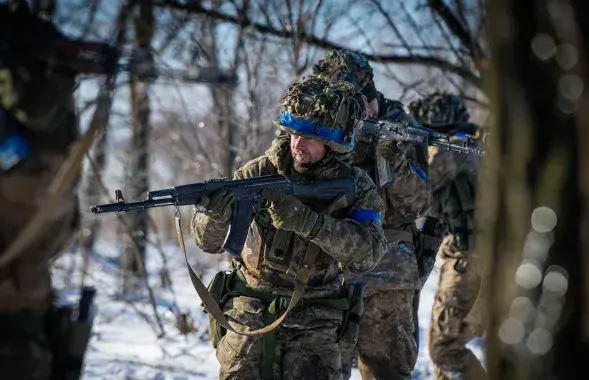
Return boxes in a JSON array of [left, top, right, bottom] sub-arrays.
[[206, 269, 364, 380]]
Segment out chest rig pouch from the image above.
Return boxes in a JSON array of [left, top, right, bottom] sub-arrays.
[[246, 168, 356, 283], [247, 192, 353, 282]]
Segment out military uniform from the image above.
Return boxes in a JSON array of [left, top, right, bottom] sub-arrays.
[[408, 93, 486, 380], [314, 49, 434, 380], [0, 3, 79, 379], [191, 76, 386, 380], [345, 93, 432, 380]]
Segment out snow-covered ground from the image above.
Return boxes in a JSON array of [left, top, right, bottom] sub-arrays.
[[52, 239, 483, 379]]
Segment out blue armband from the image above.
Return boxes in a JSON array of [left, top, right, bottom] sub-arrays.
[[453, 131, 469, 139], [411, 163, 428, 182], [0, 130, 30, 173], [349, 209, 382, 225]]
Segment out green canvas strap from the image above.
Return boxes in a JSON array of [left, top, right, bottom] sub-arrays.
[[175, 211, 310, 337], [176, 192, 352, 379], [262, 299, 278, 380]]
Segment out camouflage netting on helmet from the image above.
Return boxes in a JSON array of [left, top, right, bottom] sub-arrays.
[[312, 49, 377, 102], [275, 75, 367, 153], [407, 92, 470, 129]]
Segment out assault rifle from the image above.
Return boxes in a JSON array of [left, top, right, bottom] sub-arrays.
[[0, 4, 238, 84], [357, 119, 485, 156], [357, 118, 484, 187], [91, 175, 355, 257]]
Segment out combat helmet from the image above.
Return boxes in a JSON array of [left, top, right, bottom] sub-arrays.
[[274, 75, 367, 153], [407, 92, 470, 129], [312, 49, 378, 102]]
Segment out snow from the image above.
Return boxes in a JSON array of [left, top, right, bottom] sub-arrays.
[[51, 240, 484, 379]]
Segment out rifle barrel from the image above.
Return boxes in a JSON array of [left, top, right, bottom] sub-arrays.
[[91, 197, 174, 214]]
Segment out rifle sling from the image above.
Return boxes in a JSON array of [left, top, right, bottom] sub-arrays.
[[174, 194, 350, 338], [175, 211, 307, 336]]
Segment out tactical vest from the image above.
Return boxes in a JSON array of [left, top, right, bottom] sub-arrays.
[[240, 157, 355, 288]]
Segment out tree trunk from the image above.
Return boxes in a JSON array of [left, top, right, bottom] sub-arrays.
[[481, 0, 589, 379], [78, 127, 108, 286], [122, 0, 154, 294], [211, 85, 239, 177]]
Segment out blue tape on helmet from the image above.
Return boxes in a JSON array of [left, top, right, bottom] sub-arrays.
[[349, 209, 382, 225], [279, 110, 355, 148]]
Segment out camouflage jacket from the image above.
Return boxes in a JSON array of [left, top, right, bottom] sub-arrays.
[[191, 135, 386, 298], [353, 93, 432, 227], [0, 43, 79, 309], [428, 123, 480, 255], [347, 93, 432, 288]]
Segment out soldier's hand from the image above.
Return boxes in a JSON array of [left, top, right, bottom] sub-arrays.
[[377, 139, 405, 161], [260, 190, 319, 237], [196, 190, 235, 223]]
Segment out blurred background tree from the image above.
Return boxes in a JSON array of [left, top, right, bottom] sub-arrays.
[[481, 0, 589, 378]]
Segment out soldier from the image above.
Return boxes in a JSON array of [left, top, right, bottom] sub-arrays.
[[191, 76, 386, 380], [313, 49, 435, 380], [0, 2, 80, 379], [407, 92, 486, 380]]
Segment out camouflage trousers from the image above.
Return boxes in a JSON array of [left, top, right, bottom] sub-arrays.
[[341, 287, 418, 380], [0, 150, 78, 380], [0, 310, 53, 380], [216, 295, 344, 380], [428, 238, 486, 380]]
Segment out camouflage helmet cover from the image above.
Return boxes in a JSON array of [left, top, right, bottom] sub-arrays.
[[274, 75, 368, 153], [407, 92, 470, 128], [312, 49, 378, 102]]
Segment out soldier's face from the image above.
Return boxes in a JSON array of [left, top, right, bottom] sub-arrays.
[[366, 98, 379, 118], [290, 135, 326, 164]]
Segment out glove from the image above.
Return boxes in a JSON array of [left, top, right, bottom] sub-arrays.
[[376, 139, 405, 161], [196, 190, 235, 223], [261, 190, 319, 236]]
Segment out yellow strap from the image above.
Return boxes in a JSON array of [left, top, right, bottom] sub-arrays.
[[175, 209, 307, 336], [0, 81, 115, 269]]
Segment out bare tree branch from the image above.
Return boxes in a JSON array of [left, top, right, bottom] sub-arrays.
[[154, 0, 481, 85], [428, 0, 484, 60], [367, 0, 414, 54]]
